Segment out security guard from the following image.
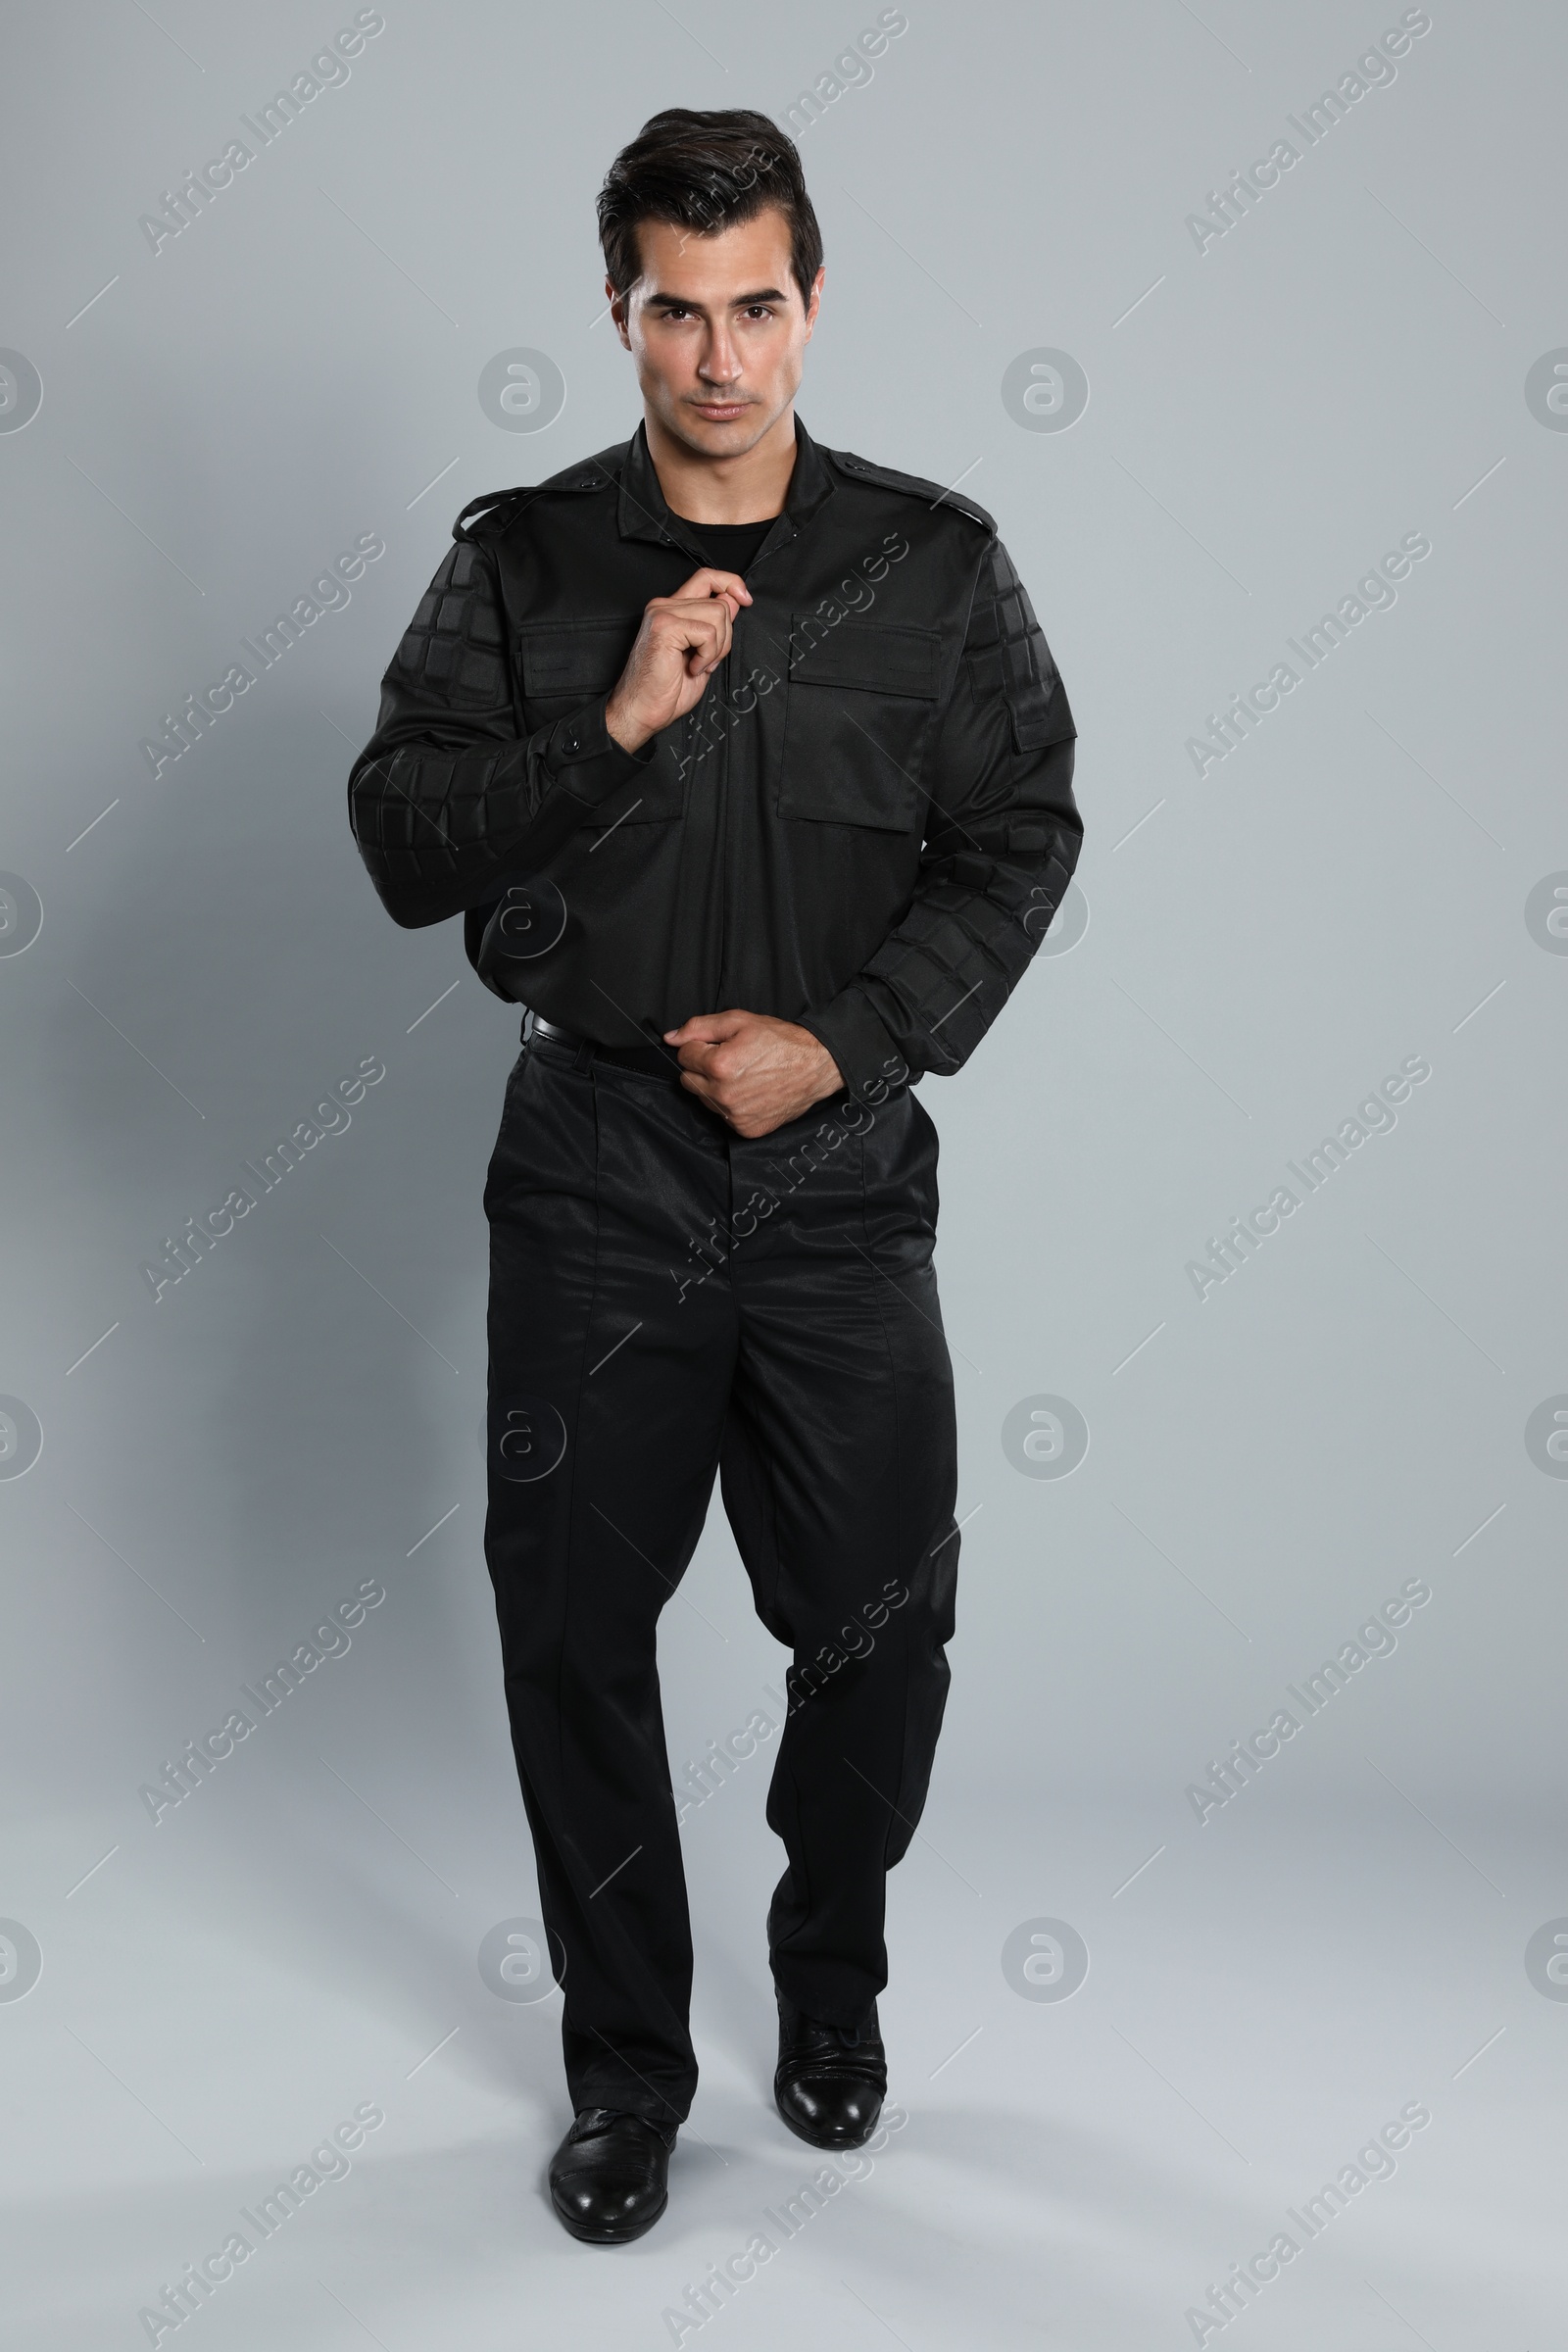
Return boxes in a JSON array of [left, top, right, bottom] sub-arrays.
[[348, 106, 1081, 2243]]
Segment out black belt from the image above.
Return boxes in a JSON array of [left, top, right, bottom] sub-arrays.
[[524, 1009, 685, 1080]]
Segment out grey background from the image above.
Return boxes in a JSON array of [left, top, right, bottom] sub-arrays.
[[2, 0, 1563, 2343]]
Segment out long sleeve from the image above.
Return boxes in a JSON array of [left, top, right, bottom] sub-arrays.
[[794, 537, 1082, 1102], [346, 531, 652, 929]]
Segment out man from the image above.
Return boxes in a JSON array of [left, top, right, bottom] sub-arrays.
[[347, 107, 1081, 2243]]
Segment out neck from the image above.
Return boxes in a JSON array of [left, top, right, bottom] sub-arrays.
[[644, 404, 798, 524]]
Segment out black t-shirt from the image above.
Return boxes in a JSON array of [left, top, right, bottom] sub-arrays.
[[672, 514, 775, 576]]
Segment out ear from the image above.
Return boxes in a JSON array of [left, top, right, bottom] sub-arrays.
[[607, 277, 632, 351], [803, 265, 825, 339]]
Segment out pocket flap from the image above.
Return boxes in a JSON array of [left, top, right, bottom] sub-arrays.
[[788, 617, 942, 699], [518, 616, 638, 697]]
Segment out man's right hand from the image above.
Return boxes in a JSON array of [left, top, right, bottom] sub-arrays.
[[604, 568, 753, 755]]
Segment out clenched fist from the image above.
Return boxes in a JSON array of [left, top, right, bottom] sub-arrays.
[[662, 1009, 844, 1139], [605, 567, 753, 754]]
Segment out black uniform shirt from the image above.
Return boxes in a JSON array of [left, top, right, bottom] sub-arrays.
[[347, 416, 1082, 1104]]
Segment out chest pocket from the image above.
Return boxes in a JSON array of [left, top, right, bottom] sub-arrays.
[[516, 615, 686, 826], [778, 616, 944, 832]]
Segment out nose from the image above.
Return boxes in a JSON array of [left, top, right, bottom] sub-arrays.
[[699, 324, 742, 385]]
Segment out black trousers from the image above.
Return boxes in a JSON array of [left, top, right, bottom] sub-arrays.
[[482, 1026, 959, 2132]]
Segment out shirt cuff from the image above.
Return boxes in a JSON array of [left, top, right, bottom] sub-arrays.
[[545, 693, 655, 807], [795, 988, 913, 1108]]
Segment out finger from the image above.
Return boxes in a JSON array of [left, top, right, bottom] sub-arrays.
[[672, 1053, 732, 1096], [654, 601, 731, 655], [661, 607, 730, 679], [664, 1011, 747, 1043], [659, 591, 742, 637], [696, 604, 735, 675], [672, 566, 753, 608]]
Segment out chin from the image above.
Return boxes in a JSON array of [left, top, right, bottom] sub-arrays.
[[688, 409, 773, 453]]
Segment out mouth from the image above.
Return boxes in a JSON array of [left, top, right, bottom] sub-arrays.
[[689, 399, 752, 421]]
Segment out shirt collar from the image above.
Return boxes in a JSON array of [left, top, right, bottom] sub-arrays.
[[615, 413, 835, 562]]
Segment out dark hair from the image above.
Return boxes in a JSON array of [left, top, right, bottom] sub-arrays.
[[598, 109, 823, 309]]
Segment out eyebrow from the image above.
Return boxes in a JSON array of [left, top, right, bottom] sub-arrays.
[[644, 286, 790, 312]]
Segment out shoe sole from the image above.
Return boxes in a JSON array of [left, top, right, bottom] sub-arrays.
[[551, 2188, 668, 2244]]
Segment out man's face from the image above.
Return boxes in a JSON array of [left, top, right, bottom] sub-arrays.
[[610, 207, 822, 460]]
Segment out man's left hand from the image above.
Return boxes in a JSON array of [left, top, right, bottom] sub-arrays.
[[662, 1010, 844, 1138]]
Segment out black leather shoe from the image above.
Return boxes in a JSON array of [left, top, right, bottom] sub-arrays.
[[547, 2107, 673, 2243], [774, 1996, 888, 2150]]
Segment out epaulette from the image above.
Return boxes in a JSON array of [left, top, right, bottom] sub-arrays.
[[453, 486, 531, 541], [824, 446, 997, 534], [453, 441, 629, 542]]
